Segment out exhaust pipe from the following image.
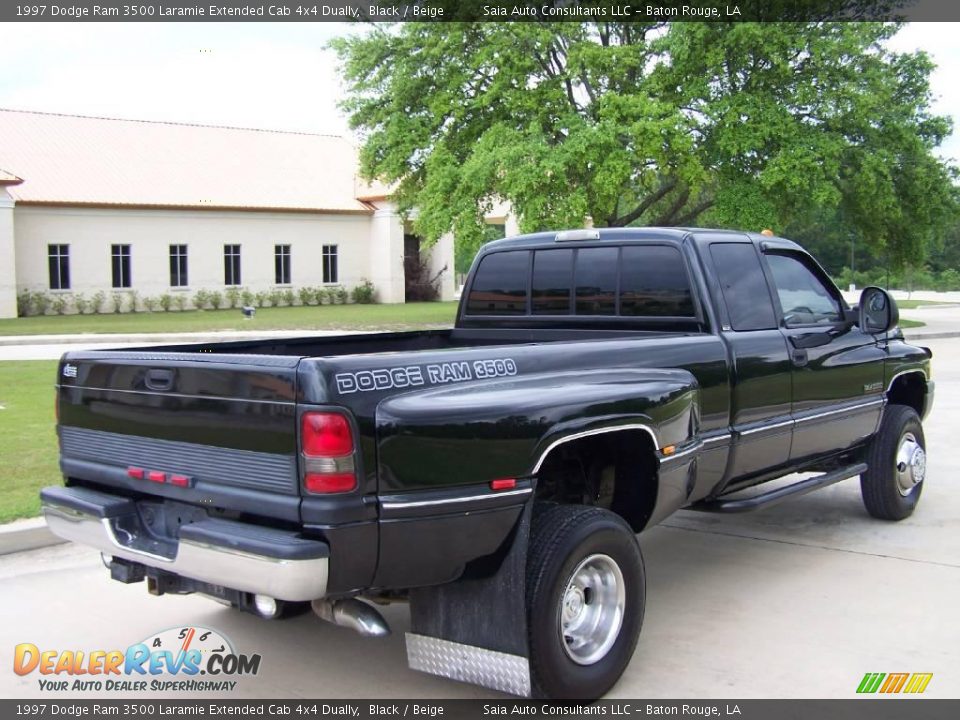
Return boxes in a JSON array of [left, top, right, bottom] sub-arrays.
[[311, 597, 390, 637]]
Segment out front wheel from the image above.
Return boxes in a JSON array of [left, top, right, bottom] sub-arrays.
[[861, 405, 926, 520], [526, 504, 645, 699]]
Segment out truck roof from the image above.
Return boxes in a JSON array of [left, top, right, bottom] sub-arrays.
[[482, 227, 797, 252]]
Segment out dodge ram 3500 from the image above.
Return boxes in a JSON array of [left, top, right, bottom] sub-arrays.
[[42, 228, 933, 698]]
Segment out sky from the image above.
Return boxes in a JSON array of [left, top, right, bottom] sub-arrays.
[[0, 21, 958, 163]]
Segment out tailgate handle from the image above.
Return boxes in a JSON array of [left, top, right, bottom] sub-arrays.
[[145, 368, 175, 392]]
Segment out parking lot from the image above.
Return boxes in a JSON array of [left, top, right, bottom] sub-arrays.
[[2, 338, 958, 700]]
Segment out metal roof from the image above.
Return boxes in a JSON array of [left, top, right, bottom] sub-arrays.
[[0, 109, 376, 213]]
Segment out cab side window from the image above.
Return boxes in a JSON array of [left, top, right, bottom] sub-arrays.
[[765, 253, 842, 327], [709, 243, 777, 331]]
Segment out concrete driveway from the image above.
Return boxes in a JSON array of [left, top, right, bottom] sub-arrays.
[[2, 338, 958, 699]]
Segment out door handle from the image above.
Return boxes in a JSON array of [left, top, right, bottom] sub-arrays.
[[144, 368, 174, 392], [791, 348, 808, 367]]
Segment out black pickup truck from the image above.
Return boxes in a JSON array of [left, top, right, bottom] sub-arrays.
[[43, 228, 933, 699]]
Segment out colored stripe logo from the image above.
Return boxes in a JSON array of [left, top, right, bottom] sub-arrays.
[[857, 672, 933, 694]]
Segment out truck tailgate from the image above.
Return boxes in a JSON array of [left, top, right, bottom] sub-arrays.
[[56, 350, 302, 522]]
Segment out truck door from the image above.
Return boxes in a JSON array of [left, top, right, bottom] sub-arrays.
[[760, 248, 885, 462], [702, 240, 794, 481]]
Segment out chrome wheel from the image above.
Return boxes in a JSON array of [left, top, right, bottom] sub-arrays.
[[558, 553, 625, 665], [895, 431, 925, 497]]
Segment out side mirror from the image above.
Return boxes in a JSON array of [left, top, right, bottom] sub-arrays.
[[858, 286, 899, 334]]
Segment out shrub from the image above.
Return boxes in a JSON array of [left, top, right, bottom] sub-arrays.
[[192, 289, 211, 310], [225, 287, 242, 309], [73, 293, 89, 315], [351, 280, 376, 304], [33, 292, 52, 316], [209, 291, 223, 310], [298, 286, 316, 306], [90, 291, 106, 314], [254, 291, 269, 308], [158, 293, 173, 312], [16, 290, 34, 317], [282, 288, 296, 307], [129, 291, 140, 313], [404, 255, 444, 301], [241, 289, 255, 307], [111, 293, 125, 313], [142, 296, 158, 312], [335, 286, 349, 304], [174, 294, 187, 311], [938, 268, 960, 292], [267, 289, 284, 307], [52, 294, 70, 315]]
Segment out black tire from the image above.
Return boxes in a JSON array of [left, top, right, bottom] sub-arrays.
[[861, 405, 926, 521], [526, 504, 645, 699]]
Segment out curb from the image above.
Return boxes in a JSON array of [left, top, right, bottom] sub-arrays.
[[0, 330, 356, 347], [0, 517, 65, 556], [903, 330, 960, 341]]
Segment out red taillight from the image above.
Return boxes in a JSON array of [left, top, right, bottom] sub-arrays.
[[304, 472, 357, 494], [302, 413, 354, 457], [300, 412, 356, 494], [127, 467, 145, 480], [490, 478, 517, 491], [147, 471, 166, 483]]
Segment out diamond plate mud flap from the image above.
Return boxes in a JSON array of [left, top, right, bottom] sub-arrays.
[[406, 500, 533, 697]]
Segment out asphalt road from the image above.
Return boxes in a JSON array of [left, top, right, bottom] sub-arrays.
[[2, 338, 958, 700]]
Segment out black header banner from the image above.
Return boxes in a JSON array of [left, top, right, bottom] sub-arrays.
[[3, 0, 960, 23], [1, 700, 959, 719]]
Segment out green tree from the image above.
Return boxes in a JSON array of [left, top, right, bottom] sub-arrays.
[[334, 19, 956, 267]]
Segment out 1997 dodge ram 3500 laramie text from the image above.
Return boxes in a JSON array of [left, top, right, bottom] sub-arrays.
[[43, 228, 933, 698]]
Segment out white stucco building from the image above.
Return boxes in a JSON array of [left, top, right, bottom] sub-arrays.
[[0, 109, 469, 319]]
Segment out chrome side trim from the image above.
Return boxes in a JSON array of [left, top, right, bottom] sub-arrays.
[[794, 398, 886, 425], [886, 369, 929, 394], [43, 504, 328, 601], [702, 432, 732, 446], [63, 385, 296, 406], [531, 423, 659, 475], [406, 632, 531, 697], [380, 487, 532, 510], [738, 418, 794, 437]]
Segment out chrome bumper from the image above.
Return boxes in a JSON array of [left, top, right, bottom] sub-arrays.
[[42, 486, 329, 602]]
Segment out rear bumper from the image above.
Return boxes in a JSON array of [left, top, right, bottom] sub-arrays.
[[41, 485, 329, 602]]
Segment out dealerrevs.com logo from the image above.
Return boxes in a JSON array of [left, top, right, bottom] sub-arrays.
[[856, 672, 933, 694], [13, 626, 261, 693]]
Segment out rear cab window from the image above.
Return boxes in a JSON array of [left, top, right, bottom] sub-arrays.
[[465, 242, 697, 322], [465, 250, 530, 315]]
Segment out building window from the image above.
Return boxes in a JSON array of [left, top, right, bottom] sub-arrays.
[[275, 245, 291, 285], [224, 244, 241, 286], [322, 245, 338, 284], [111, 244, 132, 288], [48, 244, 70, 290], [169, 244, 188, 287]]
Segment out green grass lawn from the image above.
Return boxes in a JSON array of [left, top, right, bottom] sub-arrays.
[[900, 319, 925, 329], [895, 300, 951, 310], [0, 361, 59, 523], [0, 302, 459, 336]]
